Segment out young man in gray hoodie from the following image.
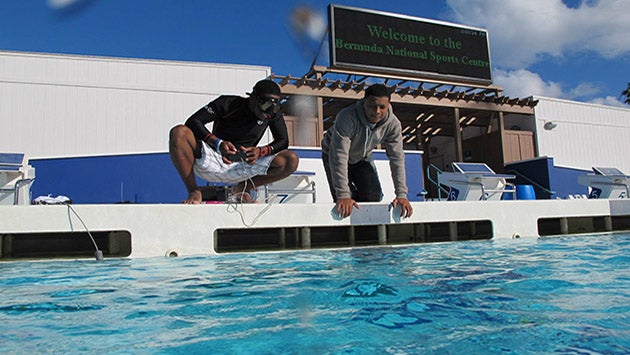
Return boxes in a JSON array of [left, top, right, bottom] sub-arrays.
[[321, 83, 413, 218]]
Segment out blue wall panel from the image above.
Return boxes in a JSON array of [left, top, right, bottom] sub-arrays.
[[31, 149, 426, 204], [505, 157, 553, 199], [506, 157, 589, 199], [31, 153, 185, 204], [549, 165, 589, 199], [371, 151, 425, 202], [405, 152, 425, 201]]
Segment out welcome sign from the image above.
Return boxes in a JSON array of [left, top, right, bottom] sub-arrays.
[[328, 5, 492, 84]]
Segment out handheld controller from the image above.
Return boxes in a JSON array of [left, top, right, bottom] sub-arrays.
[[225, 150, 247, 162]]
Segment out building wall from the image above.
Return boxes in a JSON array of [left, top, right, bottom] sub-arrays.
[[1, 51, 426, 204], [534, 96, 630, 173], [4, 51, 629, 203], [29, 149, 425, 204], [0, 51, 271, 158]]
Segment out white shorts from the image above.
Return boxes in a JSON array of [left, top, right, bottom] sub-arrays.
[[194, 142, 276, 184]]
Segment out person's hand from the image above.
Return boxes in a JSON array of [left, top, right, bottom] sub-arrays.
[[335, 198, 359, 218], [391, 197, 413, 218], [218, 141, 238, 164], [242, 146, 260, 165]]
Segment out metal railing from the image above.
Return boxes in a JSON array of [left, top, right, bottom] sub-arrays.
[[505, 169, 556, 198], [426, 164, 450, 201]]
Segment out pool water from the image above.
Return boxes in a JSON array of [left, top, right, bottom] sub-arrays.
[[1, 233, 629, 354]]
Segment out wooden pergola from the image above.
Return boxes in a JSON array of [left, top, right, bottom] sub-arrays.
[[272, 66, 538, 175]]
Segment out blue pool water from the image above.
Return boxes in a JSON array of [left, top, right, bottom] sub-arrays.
[[1, 233, 629, 354]]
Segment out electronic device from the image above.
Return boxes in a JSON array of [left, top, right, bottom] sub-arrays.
[[225, 150, 247, 162]]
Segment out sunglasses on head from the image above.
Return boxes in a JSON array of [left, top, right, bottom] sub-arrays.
[[258, 96, 282, 115]]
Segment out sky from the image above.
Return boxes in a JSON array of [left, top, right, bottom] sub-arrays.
[[1, 0, 628, 106]]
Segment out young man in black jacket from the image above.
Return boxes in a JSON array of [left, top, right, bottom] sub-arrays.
[[169, 79, 298, 204]]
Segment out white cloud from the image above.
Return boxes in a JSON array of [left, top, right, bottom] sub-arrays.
[[588, 96, 628, 107], [494, 68, 627, 106], [446, 0, 630, 68], [447, 0, 630, 105], [567, 82, 601, 100], [493, 68, 564, 98]]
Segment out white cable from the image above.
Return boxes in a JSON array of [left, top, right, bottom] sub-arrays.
[[210, 143, 279, 227], [225, 171, 280, 227]]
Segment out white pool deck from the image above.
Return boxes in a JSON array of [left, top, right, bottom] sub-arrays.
[[1, 198, 629, 260]]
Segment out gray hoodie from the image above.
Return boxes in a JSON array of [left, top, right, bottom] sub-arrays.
[[321, 100, 408, 200]]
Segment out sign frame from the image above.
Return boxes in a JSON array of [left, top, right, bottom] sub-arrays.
[[328, 4, 493, 85]]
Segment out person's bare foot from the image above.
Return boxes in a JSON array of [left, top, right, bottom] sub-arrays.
[[230, 184, 257, 203], [182, 190, 202, 204], [231, 182, 246, 194], [228, 191, 253, 204]]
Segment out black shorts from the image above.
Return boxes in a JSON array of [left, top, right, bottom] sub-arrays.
[[322, 154, 383, 202]]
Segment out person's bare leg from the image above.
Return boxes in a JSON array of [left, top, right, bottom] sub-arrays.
[[232, 150, 299, 194], [169, 125, 203, 204]]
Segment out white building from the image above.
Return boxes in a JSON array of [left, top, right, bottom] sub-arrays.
[[1, 50, 629, 203], [0, 50, 271, 158], [534, 96, 630, 174]]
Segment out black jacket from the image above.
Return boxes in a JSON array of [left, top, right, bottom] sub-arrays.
[[185, 95, 289, 153]]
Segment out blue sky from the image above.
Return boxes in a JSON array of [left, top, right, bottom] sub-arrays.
[[1, 0, 628, 106]]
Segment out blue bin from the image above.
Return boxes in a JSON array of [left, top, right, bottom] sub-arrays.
[[516, 185, 536, 200], [501, 185, 515, 200]]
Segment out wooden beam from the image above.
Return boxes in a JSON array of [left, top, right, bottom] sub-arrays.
[[454, 108, 463, 161]]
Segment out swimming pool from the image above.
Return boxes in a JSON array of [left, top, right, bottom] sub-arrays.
[[1, 233, 628, 353]]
